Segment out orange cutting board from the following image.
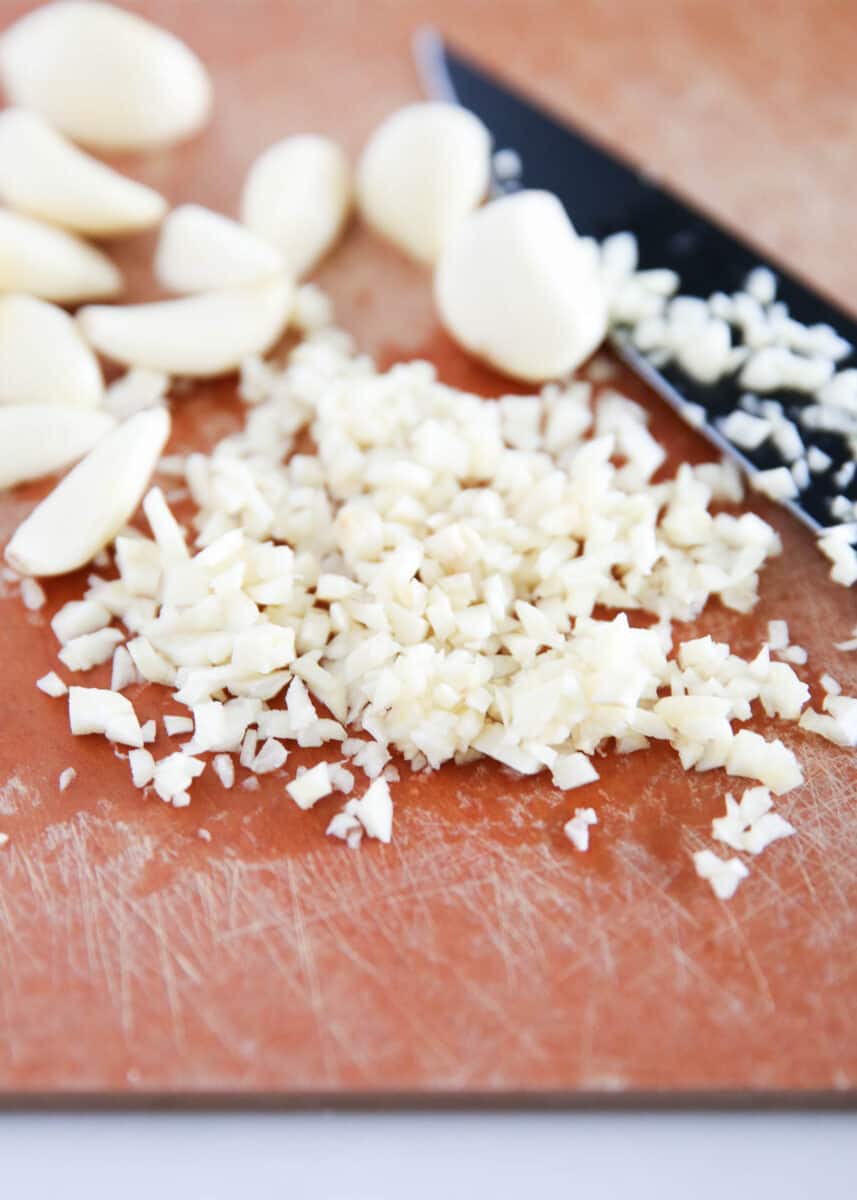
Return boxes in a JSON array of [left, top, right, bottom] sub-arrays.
[[1, 0, 856, 1098]]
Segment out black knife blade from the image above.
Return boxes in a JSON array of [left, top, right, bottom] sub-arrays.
[[414, 29, 857, 535]]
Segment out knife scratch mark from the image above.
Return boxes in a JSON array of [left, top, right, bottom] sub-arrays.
[[117, 891, 134, 1040], [149, 892, 185, 1051], [334, 928, 463, 1075], [0, 774, 26, 816], [70, 821, 98, 980], [0, 871, 22, 1063], [117, 890, 203, 988], [719, 903, 776, 1013], [286, 858, 335, 1084], [486, 866, 516, 983]]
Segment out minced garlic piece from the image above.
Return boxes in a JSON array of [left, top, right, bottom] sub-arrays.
[[563, 807, 597, 852], [286, 762, 332, 810], [693, 850, 749, 900]]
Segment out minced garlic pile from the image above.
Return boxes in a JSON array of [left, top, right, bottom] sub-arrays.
[[22, 289, 851, 884]]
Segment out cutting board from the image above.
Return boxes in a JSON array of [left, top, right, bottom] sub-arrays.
[[1, 0, 856, 1098]]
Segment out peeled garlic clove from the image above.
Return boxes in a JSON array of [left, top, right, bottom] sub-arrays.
[[155, 204, 285, 293], [0, 209, 122, 303], [0, 405, 115, 489], [0, 109, 166, 237], [104, 367, 169, 419], [0, 294, 104, 408], [5, 407, 170, 576], [78, 278, 293, 377], [0, 1, 212, 151], [241, 135, 351, 278], [357, 102, 491, 264], [434, 190, 608, 382]]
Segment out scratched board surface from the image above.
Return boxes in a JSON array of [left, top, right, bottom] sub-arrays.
[[0, 0, 856, 1096]]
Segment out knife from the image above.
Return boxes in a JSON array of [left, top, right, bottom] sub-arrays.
[[414, 29, 857, 536]]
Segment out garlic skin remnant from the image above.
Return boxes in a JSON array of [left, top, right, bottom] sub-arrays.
[[155, 204, 285, 293], [0, 108, 166, 236], [435, 190, 608, 382], [241, 135, 352, 278], [0, 1, 213, 150], [357, 101, 491, 263], [0, 209, 122, 303], [0, 406, 115, 489], [0, 295, 104, 409], [78, 278, 293, 378], [5, 407, 170, 577]]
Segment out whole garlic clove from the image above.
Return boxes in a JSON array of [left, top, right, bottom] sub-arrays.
[[4, 406, 170, 576], [357, 102, 491, 264], [0, 1, 212, 151], [0, 109, 167, 237], [0, 405, 115, 489], [103, 368, 170, 419], [0, 294, 104, 408], [0, 209, 122, 303], [241, 135, 352, 278], [155, 204, 285, 293], [434, 190, 608, 382], [78, 278, 293, 377]]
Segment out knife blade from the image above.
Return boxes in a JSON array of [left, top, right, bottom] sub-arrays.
[[414, 29, 857, 535]]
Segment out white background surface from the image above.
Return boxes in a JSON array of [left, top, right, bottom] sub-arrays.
[[0, 1110, 855, 1197]]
